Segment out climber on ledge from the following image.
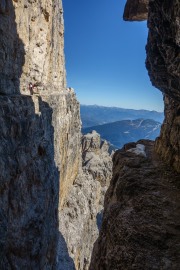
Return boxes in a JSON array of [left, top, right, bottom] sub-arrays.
[[29, 82, 34, 95]]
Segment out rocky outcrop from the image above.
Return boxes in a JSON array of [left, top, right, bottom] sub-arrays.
[[59, 131, 113, 270], [82, 131, 113, 187], [123, 0, 149, 21], [59, 172, 102, 270], [90, 140, 180, 270]]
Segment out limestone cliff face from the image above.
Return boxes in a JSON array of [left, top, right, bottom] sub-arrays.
[[0, 95, 59, 268], [0, 91, 81, 268], [40, 89, 81, 207], [0, 0, 81, 268], [0, 0, 66, 95]]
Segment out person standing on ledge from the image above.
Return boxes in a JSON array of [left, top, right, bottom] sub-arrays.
[[29, 82, 34, 95]]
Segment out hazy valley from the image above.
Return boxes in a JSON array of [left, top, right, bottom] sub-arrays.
[[81, 104, 164, 128], [81, 105, 162, 148]]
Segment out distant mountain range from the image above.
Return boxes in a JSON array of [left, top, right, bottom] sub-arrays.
[[80, 105, 164, 128], [82, 119, 161, 149]]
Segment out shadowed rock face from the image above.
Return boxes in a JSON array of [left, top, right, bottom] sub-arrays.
[[146, 0, 180, 101], [89, 1, 180, 269], [123, 0, 149, 21], [89, 141, 180, 270], [146, 0, 180, 172], [155, 96, 180, 172], [0, 96, 60, 268]]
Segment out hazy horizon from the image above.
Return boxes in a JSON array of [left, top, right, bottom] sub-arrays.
[[80, 103, 164, 113]]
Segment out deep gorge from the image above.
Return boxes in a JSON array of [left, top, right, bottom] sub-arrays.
[[0, 0, 179, 269]]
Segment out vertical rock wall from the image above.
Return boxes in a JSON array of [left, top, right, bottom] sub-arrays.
[[0, 90, 81, 268], [0, 1, 108, 269], [146, 0, 180, 172], [0, 0, 66, 95], [146, 0, 180, 101], [155, 96, 180, 172], [0, 95, 59, 268], [0, 0, 82, 268]]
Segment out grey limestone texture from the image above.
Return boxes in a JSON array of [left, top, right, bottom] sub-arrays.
[[0, 0, 82, 268]]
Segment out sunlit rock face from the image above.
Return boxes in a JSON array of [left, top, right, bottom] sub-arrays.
[[123, 0, 149, 21], [146, 0, 180, 172], [0, 0, 66, 95]]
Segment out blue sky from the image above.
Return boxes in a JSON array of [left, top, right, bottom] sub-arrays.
[[63, 0, 164, 112]]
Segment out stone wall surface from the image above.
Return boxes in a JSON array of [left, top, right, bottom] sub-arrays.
[[0, 94, 60, 268], [0, 89, 82, 268], [146, 0, 180, 101], [48, 89, 81, 207], [0, 0, 66, 95]]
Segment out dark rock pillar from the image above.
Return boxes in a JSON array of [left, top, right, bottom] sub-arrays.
[[146, 0, 180, 172]]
